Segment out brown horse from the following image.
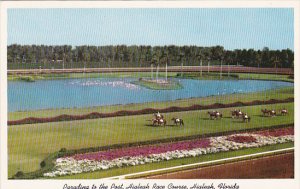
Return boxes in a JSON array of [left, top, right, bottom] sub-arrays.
[[261, 109, 276, 117], [231, 109, 243, 119], [261, 109, 270, 116], [208, 111, 222, 120], [152, 118, 166, 126], [171, 117, 184, 126]]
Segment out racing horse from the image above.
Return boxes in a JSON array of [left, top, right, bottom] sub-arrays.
[[269, 109, 276, 117], [261, 109, 270, 117], [152, 118, 167, 126], [207, 111, 222, 120], [231, 109, 243, 119], [280, 108, 288, 116], [261, 109, 276, 117], [171, 117, 184, 126], [242, 113, 251, 122]]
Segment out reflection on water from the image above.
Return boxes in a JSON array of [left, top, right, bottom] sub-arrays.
[[8, 78, 293, 112]]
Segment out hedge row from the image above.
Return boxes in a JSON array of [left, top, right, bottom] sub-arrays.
[[8, 97, 294, 126]]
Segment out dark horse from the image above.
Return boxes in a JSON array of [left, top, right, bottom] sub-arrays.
[[261, 109, 276, 117], [261, 109, 270, 117], [207, 111, 222, 120], [171, 118, 184, 126]]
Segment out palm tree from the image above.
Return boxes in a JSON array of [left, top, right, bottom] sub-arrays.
[[196, 49, 204, 77], [225, 52, 233, 77], [271, 55, 279, 75], [256, 50, 262, 68], [62, 53, 65, 70], [203, 48, 212, 74], [161, 51, 169, 82], [177, 47, 185, 77], [152, 47, 163, 82], [220, 57, 225, 79]]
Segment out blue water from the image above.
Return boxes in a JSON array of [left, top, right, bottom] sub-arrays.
[[8, 78, 293, 112]]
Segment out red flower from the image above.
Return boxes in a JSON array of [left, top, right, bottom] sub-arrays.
[[227, 135, 257, 143]]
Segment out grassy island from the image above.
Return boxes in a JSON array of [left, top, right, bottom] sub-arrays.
[[132, 78, 182, 90]]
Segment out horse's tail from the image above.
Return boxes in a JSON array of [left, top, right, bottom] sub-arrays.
[[181, 120, 184, 126]]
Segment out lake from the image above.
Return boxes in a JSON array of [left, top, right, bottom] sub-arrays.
[[8, 78, 293, 112]]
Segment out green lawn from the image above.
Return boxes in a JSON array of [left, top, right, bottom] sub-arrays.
[[238, 73, 293, 82], [57, 142, 294, 179], [176, 72, 293, 82], [8, 102, 294, 178], [8, 87, 293, 121]]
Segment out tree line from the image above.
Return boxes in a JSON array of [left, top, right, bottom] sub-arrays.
[[7, 44, 294, 69]]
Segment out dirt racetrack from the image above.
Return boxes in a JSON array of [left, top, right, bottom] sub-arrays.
[[7, 66, 293, 75], [146, 152, 294, 179]]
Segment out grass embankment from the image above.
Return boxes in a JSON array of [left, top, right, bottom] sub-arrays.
[[8, 87, 294, 121], [8, 102, 294, 178], [58, 142, 294, 179], [177, 72, 293, 82], [7, 72, 178, 81], [8, 72, 293, 83]]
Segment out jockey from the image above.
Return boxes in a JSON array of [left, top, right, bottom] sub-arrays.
[[244, 113, 248, 119], [156, 111, 161, 119]]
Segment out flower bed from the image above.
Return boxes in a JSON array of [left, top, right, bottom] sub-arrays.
[[72, 138, 211, 161], [44, 127, 294, 177], [254, 127, 294, 137]]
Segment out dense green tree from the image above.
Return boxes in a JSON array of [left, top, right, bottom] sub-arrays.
[[7, 44, 294, 69]]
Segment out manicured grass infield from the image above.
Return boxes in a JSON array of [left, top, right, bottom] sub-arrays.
[[8, 102, 294, 178], [178, 72, 293, 83], [8, 87, 293, 121]]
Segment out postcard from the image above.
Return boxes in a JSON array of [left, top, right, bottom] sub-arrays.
[[0, 1, 299, 189]]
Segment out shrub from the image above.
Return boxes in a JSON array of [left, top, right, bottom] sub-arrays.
[[57, 148, 67, 158], [40, 160, 46, 168], [59, 148, 67, 153], [19, 76, 35, 82], [14, 171, 24, 178]]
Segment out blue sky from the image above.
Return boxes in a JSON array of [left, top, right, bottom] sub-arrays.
[[8, 8, 294, 50]]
